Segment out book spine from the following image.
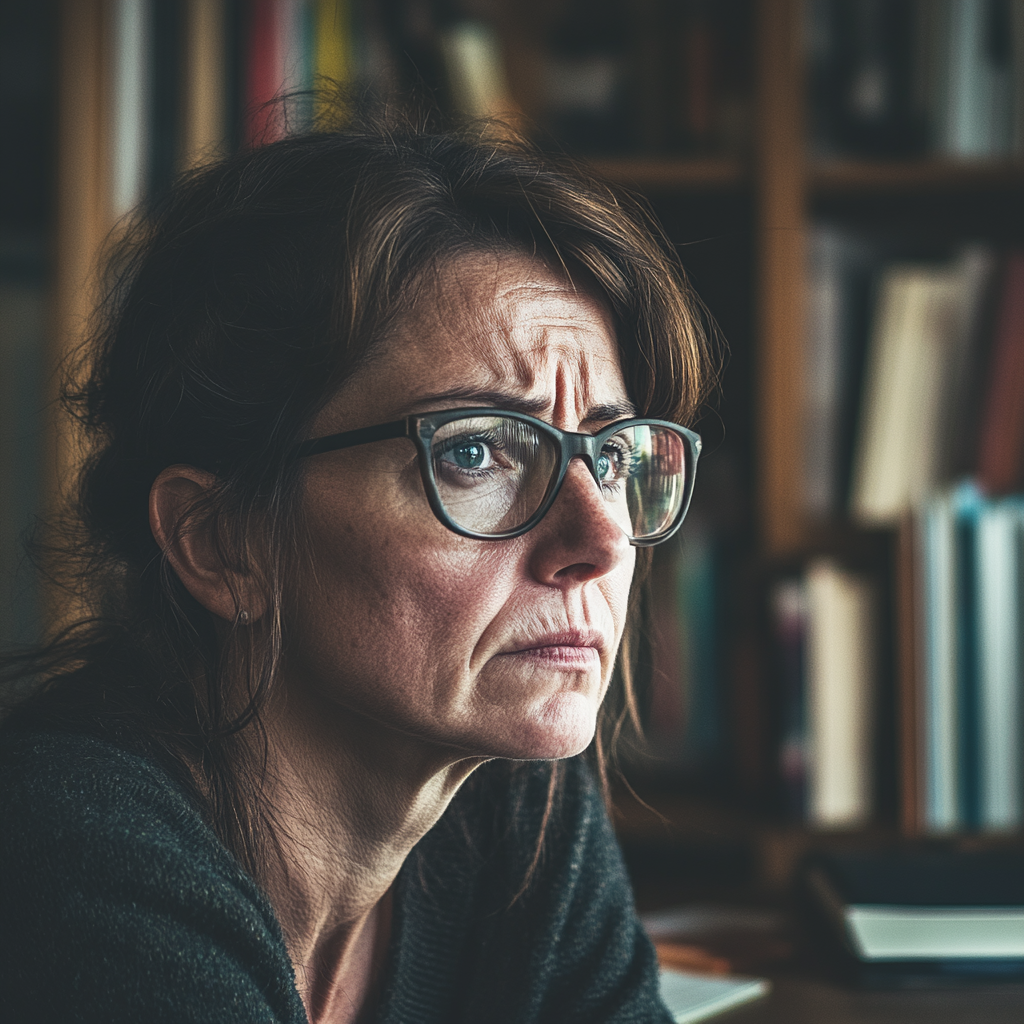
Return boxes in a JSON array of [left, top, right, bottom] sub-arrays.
[[851, 268, 940, 524], [772, 577, 808, 819], [922, 489, 961, 831], [898, 511, 924, 835], [975, 500, 1024, 829], [804, 226, 846, 519], [646, 543, 687, 761], [976, 253, 1024, 495], [805, 559, 876, 827], [941, 0, 995, 157], [438, 21, 511, 121], [181, 0, 228, 169], [315, 0, 350, 86], [109, 0, 151, 218], [149, 0, 185, 200], [244, 0, 280, 145], [1012, 0, 1024, 155], [955, 496, 980, 829], [676, 530, 720, 769]]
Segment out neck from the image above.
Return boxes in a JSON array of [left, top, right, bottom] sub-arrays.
[[259, 688, 486, 1022]]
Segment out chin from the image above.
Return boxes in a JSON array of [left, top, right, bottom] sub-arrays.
[[493, 691, 599, 761]]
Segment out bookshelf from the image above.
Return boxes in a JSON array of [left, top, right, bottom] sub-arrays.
[[590, 156, 746, 191], [42, 0, 1024, 886], [810, 157, 1024, 194]]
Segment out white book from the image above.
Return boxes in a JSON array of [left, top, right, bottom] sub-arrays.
[[658, 969, 769, 1024], [851, 259, 986, 525], [975, 500, 1024, 830], [805, 559, 876, 828], [109, 0, 151, 218], [438, 21, 514, 121]]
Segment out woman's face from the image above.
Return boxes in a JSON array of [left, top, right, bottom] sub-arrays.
[[282, 252, 637, 762]]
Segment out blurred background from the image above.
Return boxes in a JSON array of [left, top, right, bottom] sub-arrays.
[[2, 0, 1023, 912]]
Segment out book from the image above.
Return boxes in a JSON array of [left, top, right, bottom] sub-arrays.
[[181, 0, 228, 169], [920, 485, 969, 832], [803, 848, 1024, 985], [314, 0, 352, 113], [805, 559, 877, 828], [109, 0, 151, 218], [806, 0, 925, 158], [915, 480, 1024, 836], [976, 252, 1024, 496], [640, 526, 721, 777], [148, 0, 184, 201], [896, 512, 924, 835], [935, 0, 1020, 158], [1013, 0, 1024, 155], [771, 577, 808, 819], [802, 225, 877, 519], [658, 969, 769, 1024], [851, 254, 993, 526], [974, 498, 1024, 830], [243, 0, 280, 144], [438, 20, 520, 125]]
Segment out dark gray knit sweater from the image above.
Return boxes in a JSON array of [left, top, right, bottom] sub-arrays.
[[0, 729, 672, 1023]]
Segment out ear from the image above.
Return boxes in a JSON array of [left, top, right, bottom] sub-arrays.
[[148, 465, 266, 624]]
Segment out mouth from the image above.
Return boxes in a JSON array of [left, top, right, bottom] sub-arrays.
[[497, 629, 604, 668]]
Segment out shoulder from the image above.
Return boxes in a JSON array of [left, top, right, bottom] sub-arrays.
[[0, 728, 233, 894], [0, 728, 304, 1023]]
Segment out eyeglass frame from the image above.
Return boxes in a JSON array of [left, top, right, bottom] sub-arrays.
[[291, 407, 702, 546]]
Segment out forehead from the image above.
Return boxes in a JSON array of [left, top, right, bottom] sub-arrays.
[[320, 252, 632, 430]]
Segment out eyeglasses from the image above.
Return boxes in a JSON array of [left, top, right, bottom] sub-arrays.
[[292, 408, 701, 546]]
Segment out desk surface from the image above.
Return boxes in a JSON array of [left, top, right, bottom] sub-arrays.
[[727, 975, 1024, 1023]]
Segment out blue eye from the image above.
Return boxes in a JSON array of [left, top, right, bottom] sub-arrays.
[[596, 453, 612, 480], [452, 442, 487, 469]]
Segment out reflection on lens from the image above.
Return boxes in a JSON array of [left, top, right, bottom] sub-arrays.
[[614, 425, 685, 539], [428, 414, 687, 540], [431, 416, 558, 534]]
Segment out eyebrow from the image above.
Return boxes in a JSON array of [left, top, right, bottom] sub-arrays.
[[407, 387, 638, 423]]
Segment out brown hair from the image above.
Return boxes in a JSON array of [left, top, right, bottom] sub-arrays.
[[2, 113, 718, 883]]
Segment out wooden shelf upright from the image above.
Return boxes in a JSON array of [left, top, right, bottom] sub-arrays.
[[753, 0, 807, 557]]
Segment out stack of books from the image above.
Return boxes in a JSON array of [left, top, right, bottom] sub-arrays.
[[803, 847, 1024, 987]]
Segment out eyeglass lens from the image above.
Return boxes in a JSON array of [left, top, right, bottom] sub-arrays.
[[429, 415, 687, 539]]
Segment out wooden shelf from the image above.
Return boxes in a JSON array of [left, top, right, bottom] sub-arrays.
[[590, 156, 1024, 197], [589, 156, 746, 191], [613, 787, 903, 895], [810, 158, 1024, 195]]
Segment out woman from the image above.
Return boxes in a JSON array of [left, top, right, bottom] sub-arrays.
[[0, 118, 714, 1023]]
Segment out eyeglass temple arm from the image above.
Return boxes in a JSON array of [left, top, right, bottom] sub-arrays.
[[291, 418, 410, 459]]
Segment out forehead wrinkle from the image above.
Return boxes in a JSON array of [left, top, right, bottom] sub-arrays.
[[325, 252, 628, 433]]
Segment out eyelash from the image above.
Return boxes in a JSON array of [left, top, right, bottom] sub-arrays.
[[437, 430, 640, 484], [437, 431, 507, 472]]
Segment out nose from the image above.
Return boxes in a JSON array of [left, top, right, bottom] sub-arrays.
[[527, 457, 633, 586]]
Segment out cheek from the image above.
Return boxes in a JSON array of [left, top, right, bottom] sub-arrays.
[[606, 550, 637, 628], [285, 495, 519, 717]]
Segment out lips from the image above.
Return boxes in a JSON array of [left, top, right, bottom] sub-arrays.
[[497, 629, 605, 665]]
